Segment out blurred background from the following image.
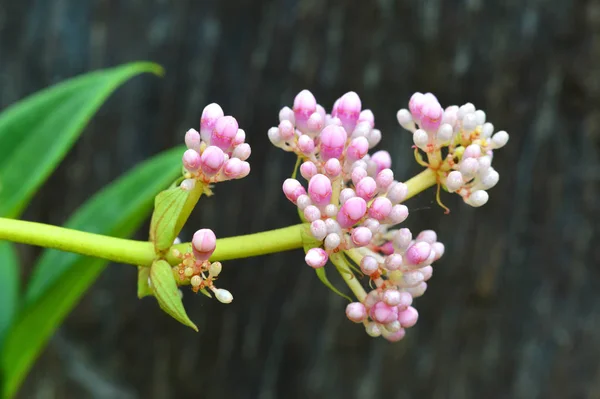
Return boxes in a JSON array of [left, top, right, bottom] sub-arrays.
[[1, 0, 599, 398]]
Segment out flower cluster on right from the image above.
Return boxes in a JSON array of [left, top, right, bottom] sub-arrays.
[[269, 90, 508, 342], [397, 92, 509, 208]]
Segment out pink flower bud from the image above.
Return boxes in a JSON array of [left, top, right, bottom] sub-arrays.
[[369, 301, 398, 324], [297, 134, 315, 155], [363, 218, 380, 234], [333, 91, 362, 133], [406, 282, 427, 298], [405, 242, 432, 266], [336, 197, 367, 228], [339, 188, 356, 204], [420, 265, 433, 281], [368, 197, 392, 221], [293, 90, 317, 132], [319, 125, 347, 161], [305, 247, 328, 268], [200, 103, 224, 143], [420, 100, 443, 132], [303, 205, 322, 222], [383, 328, 406, 342], [278, 119, 296, 141], [279, 106, 295, 123], [324, 158, 342, 178], [431, 242, 445, 260], [232, 143, 251, 161], [393, 228, 412, 251], [370, 151, 392, 174], [384, 254, 403, 271], [376, 169, 394, 190], [358, 109, 375, 128], [387, 204, 409, 225], [183, 149, 202, 172], [308, 174, 333, 207], [346, 136, 369, 162], [233, 129, 246, 146], [192, 229, 217, 261], [397, 306, 419, 328], [355, 176, 377, 200], [408, 92, 426, 121], [282, 179, 306, 204], [352, 169, 368, 189], [307, 112, 324, 133], [211, 116, 239, 151], [223, 158, 249, 179], [380, 241, 394, 255], [417, 230, 437, 244], [463, 144, 482, 159], [300, 161, 318, 180], [351, 226, 372, 247], [310, 220, 327, 241], [346, 302, 367, 323], [386, 182, 408, 204], [200, 146, 226, 176], [396, 292, 413, 311], [360, 256, 379, 275], [185, 129, 201, 152]]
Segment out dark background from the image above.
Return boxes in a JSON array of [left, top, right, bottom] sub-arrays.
[[2, 0, 600, 398]]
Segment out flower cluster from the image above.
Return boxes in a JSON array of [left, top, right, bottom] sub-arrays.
[[397, 92, 509, 207], [171, 229, 233, 304], [182, 103, 251, 186], [270, 90, 445, 341]]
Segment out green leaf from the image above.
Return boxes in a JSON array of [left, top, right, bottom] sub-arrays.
[[137, 266, 153, 299], [0, 242, 19, 348], [149, 182, 202, 254], [315, 267, 352, 302], [0, 62, 164, 218], [150, 259, 198, 331], [1, 146, 184, 399]]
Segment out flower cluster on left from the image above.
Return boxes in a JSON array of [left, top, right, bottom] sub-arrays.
[[139, 104, 251, 330]]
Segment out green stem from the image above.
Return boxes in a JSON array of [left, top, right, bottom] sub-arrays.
[[0, 218, 156, 266], [167, 223, 307, 263], [403, 168, 437, 201], [330, 252, 367, 301], [0, 217, 307, 267]]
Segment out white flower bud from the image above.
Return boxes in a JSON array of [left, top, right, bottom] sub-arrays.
[[413, 129, 429, 149], [324, 233, 341, 251], [467, 190, 489, 207], [191, 275, 202, 288], [445, 171, 464, 192], [365, 322, 382, 337], [474, 110, 486, 125], [492, 131, 509, 149], [436, 123, 454, 144], [482, 122, 494, 138], [396, 109, 415, 131], [209, 261, 222, 277], [215, 288, 233, 304]]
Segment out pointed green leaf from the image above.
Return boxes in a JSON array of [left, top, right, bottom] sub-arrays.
[[137, 266, 153, 299], [0, 241, 19, 348], [1, 146, 184, 399], [150, 259, 198, 331], [0, 62, 164, 218], [315, 267, 352, 302], [149, 181, 202, 254]]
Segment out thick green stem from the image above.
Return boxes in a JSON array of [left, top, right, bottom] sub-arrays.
[[403, 168, 437, 201], [0, 218, 156, 266]]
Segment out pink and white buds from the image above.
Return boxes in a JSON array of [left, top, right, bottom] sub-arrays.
[[283, 179, 306, 204], [305, 248, 328, 268], [319, 125, 348, 161], [405, 241, 432, 266], [360, 256, 380, 275], [210, 116, 238, 151], [346, 302, 367, 323], [308, 174, 333, 207], [337, 197, 367, 229], [397, 306, 418, 328], [185, 129, 202, 152], [368, 197, 393, 221], [351, 227, 372, 247], [333, 91, 362, 133], [293, 90, 317, 132], [420, 100, 443, 132], [183, 149, 202, 172], [200, 103, 224, 143], [192, 229, 217, 261], [200, 146, 226, 176], [300, 161, 318, 180], [369, 301, 398, 324]]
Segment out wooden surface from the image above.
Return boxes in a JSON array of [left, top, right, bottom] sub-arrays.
[[1, 0, 599, 398]]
